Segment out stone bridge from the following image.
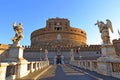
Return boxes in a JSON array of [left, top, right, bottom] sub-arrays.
[[0, 61, 120, 80], [0, 42, 120, 80]]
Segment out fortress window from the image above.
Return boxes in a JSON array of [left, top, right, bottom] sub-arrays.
[[60, 22, 62, 25], [65, 22, 67, 26], [49, 22, 51, 25], [49, 26, 51, 28], [57, 27, 59, 30], [65, 26, 67, 28], [81, 31, 83, 33], [96, 52, 99, 54], [54, 22, 57, 25], [54, 27, 56, 30], [76, 50, 78, 53], [60, 27, 62, 30], [49, 23, 51, 28], [54, 26, 62, 31]]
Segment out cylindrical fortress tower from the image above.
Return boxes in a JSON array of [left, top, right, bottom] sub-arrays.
[[31, 17, 87, 49]]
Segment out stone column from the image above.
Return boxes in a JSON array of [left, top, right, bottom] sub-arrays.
[[70, 49, 74, 61], [30, 62, 33, 73], [16, 62, 28, 79], [0, 63, 8, 80], [89, 61, 94, 71], [44, 49, 48, 61]]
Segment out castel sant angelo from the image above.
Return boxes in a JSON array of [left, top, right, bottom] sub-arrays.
[[23, 17, 119, 64], [0, 17, 120, 64], [31, 17, 86, 50], [24, 17, 88, 63]]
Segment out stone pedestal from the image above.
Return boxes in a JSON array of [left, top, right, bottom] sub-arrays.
[[97, 44, 120, 76], [0, 63, 9, 80], [97, 61, 112, 76], [7, 46, 28, 79], [16, 62, 28, 79], [98, 44, 120, 61], [8, 46, 27, 62]]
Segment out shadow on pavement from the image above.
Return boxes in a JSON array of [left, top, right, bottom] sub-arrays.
[[39, 64, 96, 80]]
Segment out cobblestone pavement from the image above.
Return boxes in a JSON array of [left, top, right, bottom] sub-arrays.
[[39, 64, 119, 80]]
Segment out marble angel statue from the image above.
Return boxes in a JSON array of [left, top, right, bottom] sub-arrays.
[[95, 19, 113, 44], [12, 22, 24, 46]]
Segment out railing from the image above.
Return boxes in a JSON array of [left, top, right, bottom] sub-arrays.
[[70, 60, 120, 79], [0, 61, 49, 80], [111, 62, 120, 78]]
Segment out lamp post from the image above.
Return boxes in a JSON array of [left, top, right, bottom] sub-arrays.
[[78, 47, 81, 59], [78, 56, 82, 67], [45, 49, 48, 61], [40, 48, 42, 61], [80, 56, 82, 60]]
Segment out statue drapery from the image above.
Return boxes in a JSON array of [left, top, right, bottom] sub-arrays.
[[95, 19, 113, 44], [12, 22, 24, 46]]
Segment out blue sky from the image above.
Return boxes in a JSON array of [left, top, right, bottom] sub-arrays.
[[0, 0, 120, 45]]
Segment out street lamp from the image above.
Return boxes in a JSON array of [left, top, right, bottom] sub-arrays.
[[40, 48, 42, 61], [78, 47, 81, 59], [80, 56, 82, 60], [78, 47, 80, 52]]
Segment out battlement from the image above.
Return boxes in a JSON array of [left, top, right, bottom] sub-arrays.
[[112, 38, 120, 43], [73, 45, 101, 51], [23, 44, 101, 52]]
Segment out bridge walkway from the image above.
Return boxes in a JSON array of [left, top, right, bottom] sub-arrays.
[[38, 64, 119, 80]]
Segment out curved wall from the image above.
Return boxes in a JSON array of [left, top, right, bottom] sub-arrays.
[[31, 18, 87, 48]]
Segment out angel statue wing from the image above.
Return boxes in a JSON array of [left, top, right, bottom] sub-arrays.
[[106, 19, 114, 33]]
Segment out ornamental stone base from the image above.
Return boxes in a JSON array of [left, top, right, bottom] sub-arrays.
[[97, 44, 120, 76], [8, 46, 27, 62], [98, 44, 120, 62], [6, 46, 28, 79]]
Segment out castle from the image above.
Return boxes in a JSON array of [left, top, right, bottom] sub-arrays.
[[31, 17, 86, 50], [0, 18, 120, 64]]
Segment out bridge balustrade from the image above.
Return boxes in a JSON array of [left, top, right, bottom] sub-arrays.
[[70, 60, 120, 79], [0, 61, 49, 80]]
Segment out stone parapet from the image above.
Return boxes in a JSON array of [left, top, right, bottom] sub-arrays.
[[70, 59, 120, 79], [0, 61, 49, 80]]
